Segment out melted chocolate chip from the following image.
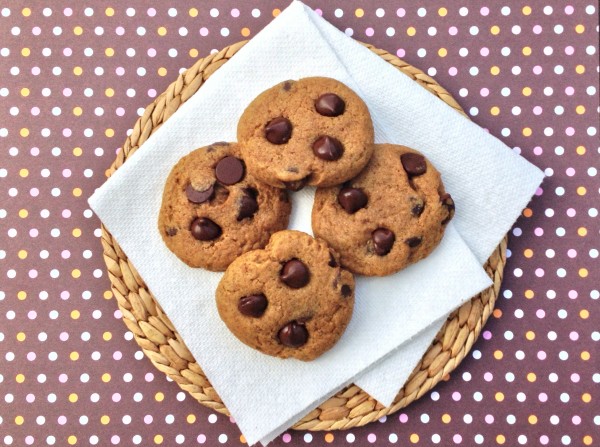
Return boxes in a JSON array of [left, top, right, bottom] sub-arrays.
[[215, 156, 245, 185], [186, 184, 214, 204], [372, 228, 395, 256], [328, 252, 338, 268], [341, 285, 352, 297], [238, 294, 268, 317], [440, 193, 455, 225], [166, 227, 178, 236], [265, 117, 292, 144], [401, 153, 427, 177], [278, 321, 308, 348], [315, 93, 345, 117], [280, 259, 310, 288], [190, 217, 222, 241], [405, 236, 423, 248], [312, 136, 344, 161], [237, 188, 259, 221], [338, 187, 368, 214], [284, 176, 310, 191]]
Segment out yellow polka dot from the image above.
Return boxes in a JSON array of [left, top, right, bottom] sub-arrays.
[[17, 249, 27, 259], [68, 393, 78, 403], [105, 128, 114, 138], [103, 331, 112, 341], [73, 106, 83, 116], [438, 7, 447, 17], [73, 147, 83, 156], [158, 26, 167, 36], [19, 168, 29, 177], [410, 433, 420, 443], [15, 415, 24, 425], [22, 8, 31, 17], [73, 187, 82, 197], [580, 309, 589, 319], [105, 88, 114, 97], [20, 128, 30, 137], [494, 350, 503, 360], [18, 209, 28, 219], [189, 48, 199, 58], [522, 87, 532, 96], [581, 351, 590, 360], [490, 25, 500, 35], [68, 436, 77, 445], [73, 66, 83, 76], [21, 48, 31, 57], [16, 373, 25, 383], [71, 269, 81, 279], [522, 46, 532, 56], [493, 309, 502, 318], [272, 9, 281, 17], [355, 8, 364, 17], [576, 65, 585, 74], [105, 47, 115, 57], [102, 373, 111, 382], [21, 87, 30, 97], [577, 187, 586, 196], [490, 106, 500, 116], [576, 105, 586, 115], [584, 436, 593, 446], [579, 268, 588, 278], [16, 331, 26, 341], [241, 27, 251, 37], [407, 26, 416, 36], [104, 290, 113, 299], [74, 26, 83, 35], [441, 413, 451, 423], [325, 433, 334, 443], [158, 67, 167, 76], [582, 393, 591, 403], [522, 127, 532, 137], [490, 66, 500, 75], [70, 310, 81, 320], [105, 7, 114, 17], [497, 434, 506, 444], [526, 331, 535, 340], [528, 414, 537, 424], [72, 228, 82, 237], [154, 434, 164, 444], [522, 6, 532, 15], [187, 414, 196, 424], [527, 372, 536, 382], [438, 48, 447, 57], [18, 291, 27, 300], [70, 352, 79, 361], [101, 415, 110, 424], [155, 392, 165, 402], [575, 24, 585, 33], [189, 8, 198, 17], [578, 227, 587, 237], [524, 290, 534, 300], [577, 145, 586, 154]]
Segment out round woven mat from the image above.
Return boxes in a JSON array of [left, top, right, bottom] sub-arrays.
[[101, 40, 507, 431]]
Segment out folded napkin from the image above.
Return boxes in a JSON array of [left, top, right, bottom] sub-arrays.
[[89, 1, 543, 444]]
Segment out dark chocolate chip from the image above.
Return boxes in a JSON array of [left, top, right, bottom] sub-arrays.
[[405, 236, 423, 248], [338, 187, 368, 214], [312, 136, 344, 161], [278, 321, 308, 348], [215, 156, 245, 185], [190, 217, 222, 241], [372, 228, 395, 256], [284, 176, 310, 191], [440, 193, 455, 225], [341, 285, 352, 297], [328, 252, 338, 268], [186, 183, 214, 204], [401, 153, 427, 177], [410, 197, 425, 217], [315, 93, 345, 117], [238, 294, 268, 318], [280, 259, 310, 288], [166, 227, 178, 236], [265, 117, 292, 144], [282, 81, 293, 91], [237, 188, 259, 221]]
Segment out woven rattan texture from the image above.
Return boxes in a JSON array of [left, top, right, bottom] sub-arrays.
[[100, 40, 507, 431]]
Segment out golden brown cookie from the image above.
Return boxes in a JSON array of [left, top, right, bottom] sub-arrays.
[[237, 77, 375, 190], [216, 230, 355, 361], [158, 142, 291, 271], [312, 144, 455, 276]]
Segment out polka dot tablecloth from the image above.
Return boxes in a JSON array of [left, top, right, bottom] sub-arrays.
[[0, 1, 598, 446]]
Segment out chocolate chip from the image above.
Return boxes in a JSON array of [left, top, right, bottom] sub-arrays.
[[166, 227, 178, 236], [190, 217, 221, 241], [186, 184, 214, 204], [280, 259, 310, 288], [282, 81, 293, 91], [215, 156, 245, 185], [440, 193, 455, 225], [315, 93, 345, 117], [410, 197, 425, 217], [401, 153, 427, 177], [338, 187, 368, 214], [341, 285, 352, 297], [328, 252, 338, 268], [405, 236, 422, 248], [312, 136, 344, 161], [238, 294, 268, 317], [265, 117, 292, 144], [278, 321, 308, 348], [237, 188, 259, 221], [372, 228, 395, 256], [284, 176, 310, 191]]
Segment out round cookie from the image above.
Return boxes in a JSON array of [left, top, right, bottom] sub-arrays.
[[237, 77, 375, 190], [158, 142, 291, 271], [312, 144, 455, 276], [216, 230, 355, 361]]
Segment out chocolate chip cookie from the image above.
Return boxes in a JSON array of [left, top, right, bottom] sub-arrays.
[[158, 142, 291, 271], [237, 77, 375, 190], [312, 144, 455, 276], [216, 230, 355, 361]]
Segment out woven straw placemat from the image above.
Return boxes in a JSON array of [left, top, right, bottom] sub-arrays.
[[101, 40, 507, 431]]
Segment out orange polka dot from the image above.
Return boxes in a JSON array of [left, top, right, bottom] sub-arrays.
[[324, 433, 334, 443]]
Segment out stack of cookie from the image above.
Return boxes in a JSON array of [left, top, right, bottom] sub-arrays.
[[158, 77, 455, 361]]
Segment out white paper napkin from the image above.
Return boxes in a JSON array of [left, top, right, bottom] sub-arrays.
[[88, 1, 543, 444]]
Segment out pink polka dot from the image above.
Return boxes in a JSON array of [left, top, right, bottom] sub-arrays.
[[533, 106, 543, 115], [565, 45, 575, 55], [59, 374, 68, 383], [62, 209, 71, 218], [63, 88, 72, 97], [63, 48, 72, 57], [533, 146, 543, 155], [484, 372, 493, 381], [533, 25, 542, 34], [30, 188, 39, 197], [396, 48, 406, 58], [534, 227, 544, 236], [31, 67, 40, 76], [30, 147, 40, 156], [567, 249, 577, 257], [113, 351, 122, 360], [114, 309, 122, 319], [64, 8, 73, 16], [448, 67, 458, 76], [399, 413, 408, 423], [147, 8, 156, 17], [145, 372, 154, 382], [27, 352, 36, 361], [314, 9, 323, 16], [200, 27, 209, 36], [565, 86, 574, 95], [539, 392, 548, 402], [59, 332, 69, 341], [148, 89, 157, 97], [566, 167, 575, 176], [231, 8, 240, 18], [566, 127, 575, 136], [111, 435, 120, 444], [485, 414, 494, 424], [533, 65, 542, 75], [61, 291, 70, 300], [536, 309, 546, 318], [368, 433, 377, 443], [28, 310, 37, 319], [480, 88, 489, 97], [31, 107, 40, 116], [480, 47, 489, 57], [572, 415, 581, 424], [535, 268, 544, 277], [144, 415, 153, 424], [569, 331, 579, 341], [116, 26, 125, 36], [453, 434, 462, 443], [29, 228, 38, 237], [449, 26, 458, 35], [28, 269, 38, 278], [61, 250, 70, 259], [116, 107, 125, 116], [62, 168, 71, 178], [570, 373, 580, 383], [282, 434, 292, 443], [564, 5, 574, 14], [396, 8, 406, 17], [147, 48, 156, 57], [32, 26, 41, 36], [566, 208, 576, 217], [26, 394, 35, 403], [116, 67, 125, 76], [537, 351, 547, 360], [480, 7, 489, 16], [365, 27, 374, 37], [568, 290, 578, 299], [535, 187, 543, 196], [63, 128, 72, 137], [112, 393, 121, 402], [540, 435, 549, 445], [483, 330, 492, 340], [452, 391, 461, 401], [197, 435, 206, 444]]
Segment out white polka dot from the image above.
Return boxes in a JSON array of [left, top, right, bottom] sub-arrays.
[[586, 5, 596, 14], [459, 7, 468, 16], [137, 26, 146, 36], [511, 66, 521, 75], [43, 7, 52, 16], [543, 5, 553, 15], [459, 47, 469, 57], [386, 27, 395, 37], [1, 8, 10, 17], [554, 24, 564, 34], [554, 65, 564, 74], [543, 46, 554, 55], [417, 7, 427, 17], [210, 8, 219, 17], [53, 26, 62, 36], [84, 7, 94, 16], [501, 6, 511, 15], [220, 27, 229, 37], [126, 7, 135, 16], [168, 7, 177, 17], [469, 26, 479, 35], [168, 48, 177, 57], [11, 27, 19, 36], [376, 8, 385, 17], [9, 66, 18, 75], [427, 26, 437, 36], [587, 126, 597, 136], [42, 48, 51, 56], [512, 25, 521, 34], [252, 8, 261, 18], [469, 66, 479, 76], [179, 27, 188, 37]]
